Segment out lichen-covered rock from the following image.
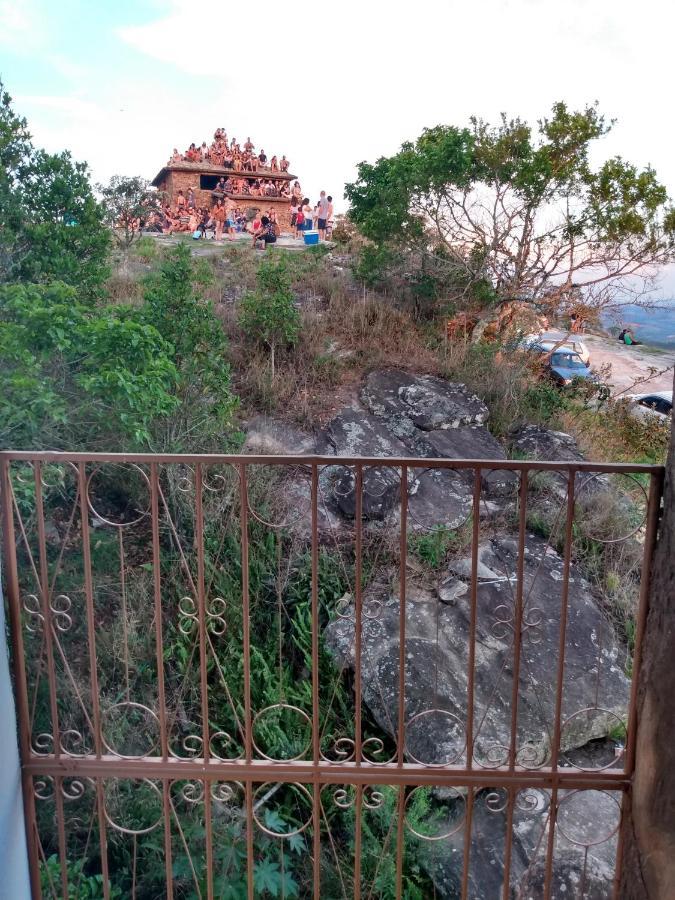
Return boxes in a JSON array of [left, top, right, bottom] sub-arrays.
[[419, 788, 617, 899], [325, 533, 629, 768], [243, 416, 316, 456], [508, 424, 584, 462], [320, 407, 408, 519], [361, 370, 488, 434], [407, 467, 473, 532], [424, 426, 519, 496]]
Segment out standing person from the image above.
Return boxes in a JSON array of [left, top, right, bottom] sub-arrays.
[[187, 187, 196, 211], [294, 201, 305, 238], [244, 136, 254, 152], [176, 190, 186, 212], [317, 191, 329, 240], [302, 198, 313, 231], [326, 195, 334, 239], [212, 199, 226, 241]]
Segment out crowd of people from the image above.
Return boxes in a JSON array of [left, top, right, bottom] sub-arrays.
[[145, 194, 282, 242], [213, 175, 292, 198], [169, 128, 290, 175], [291, 192, 334, 241]]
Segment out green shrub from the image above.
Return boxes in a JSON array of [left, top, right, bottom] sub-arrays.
[[239, 252, 301, 379]]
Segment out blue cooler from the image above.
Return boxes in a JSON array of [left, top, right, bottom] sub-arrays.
[[303, 230, 319, 245]]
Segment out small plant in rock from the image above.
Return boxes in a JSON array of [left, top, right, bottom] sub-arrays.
[[239, 252, 301, 379]]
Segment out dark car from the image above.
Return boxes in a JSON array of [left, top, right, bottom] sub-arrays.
[[546, 351, 594, 386]]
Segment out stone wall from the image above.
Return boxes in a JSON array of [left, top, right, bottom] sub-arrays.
[[161, 170, 293, 230]]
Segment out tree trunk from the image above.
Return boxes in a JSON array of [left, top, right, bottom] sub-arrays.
[[619, 369, 675, 898]]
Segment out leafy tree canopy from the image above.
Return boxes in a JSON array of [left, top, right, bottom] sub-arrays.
[[346, 102, 675, 313], [0, 78, 110, 295], [97, 175, 164, 250], [0, 281, 178, 448]]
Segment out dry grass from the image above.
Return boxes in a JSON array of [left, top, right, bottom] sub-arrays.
[[221, 265, 443, 426]]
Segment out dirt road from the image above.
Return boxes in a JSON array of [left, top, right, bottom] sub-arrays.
[[583, 334, 674, 394]]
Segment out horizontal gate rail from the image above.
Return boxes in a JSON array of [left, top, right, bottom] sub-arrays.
[[0, 450, 664, 899]]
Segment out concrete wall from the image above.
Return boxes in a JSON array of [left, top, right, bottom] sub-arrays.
[[0, 577, 31, 899]]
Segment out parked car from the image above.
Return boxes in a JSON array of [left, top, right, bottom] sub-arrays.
[[522, 331, 591, 365], [545, 350, 595, 386], [625, 391, 673, 422]]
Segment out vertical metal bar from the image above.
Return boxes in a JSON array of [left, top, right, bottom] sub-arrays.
[[238, 464, 254, 900], [543, 470, 576, 899], [394, 466, 408, 899], [508, 469, 529, 769], [501, 787, 514, 900], [310, 464, 321, 899], [0, 458, 43, 899], [502, 473, 528, 900], [194, 464, 214, 900], [34, 465, 69, 899], [353, 784, 363, 900], [245, 780, 255, 900], [77, 465, 110, 899], [460, 468, 482, 899], [150, 464, 174, 899], [614, 469, 664, 896], [354, 464, 363, 766]]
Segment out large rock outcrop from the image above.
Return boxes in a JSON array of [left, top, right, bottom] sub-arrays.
[[325, 533, 629, 768]]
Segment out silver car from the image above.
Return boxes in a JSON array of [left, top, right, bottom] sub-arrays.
[[523, 332, 591, 365]]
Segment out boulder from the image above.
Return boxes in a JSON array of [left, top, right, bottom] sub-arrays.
[[419, 787, 617, 899], [424, 426, 519, 497], [320, 407, 408, 519], [243, 416, 316, 456], [508, 424, 583, 463], [407, 467, 473, 532], [325, 533, 629, 768], [361, 370, 488, 435]]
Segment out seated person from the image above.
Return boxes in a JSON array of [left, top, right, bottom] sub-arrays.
[[233, 155, 242, 172], [170, 148, 182, 163], [280, 183, 291, 198], [252, 215, 277, 250], [200, 141, 209, 160], [258, 149, 267, 166], [270, 155, 279, 171], [280, 155, 290, 172], [215, 177, 227, 193], [250, 154, 259, 172]]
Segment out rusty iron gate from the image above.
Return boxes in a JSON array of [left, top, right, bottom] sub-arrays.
[[0, 451, 664, 899]]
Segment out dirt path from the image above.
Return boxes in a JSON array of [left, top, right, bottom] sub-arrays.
[[583, 333, 675, 394]]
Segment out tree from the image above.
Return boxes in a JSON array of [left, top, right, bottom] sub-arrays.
[[0, 79, 110, 296], [346, 103, 675, 318], [0, 281, 178, 448], [97, 175, 164, 251], [142, 244, 238, 448], [238, 252, 301, 379]]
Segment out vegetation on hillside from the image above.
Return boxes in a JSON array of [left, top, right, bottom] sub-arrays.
[[0, 83, 672, 898]]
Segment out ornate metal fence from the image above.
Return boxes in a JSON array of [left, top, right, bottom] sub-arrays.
[[0, 450, 663, 899]]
